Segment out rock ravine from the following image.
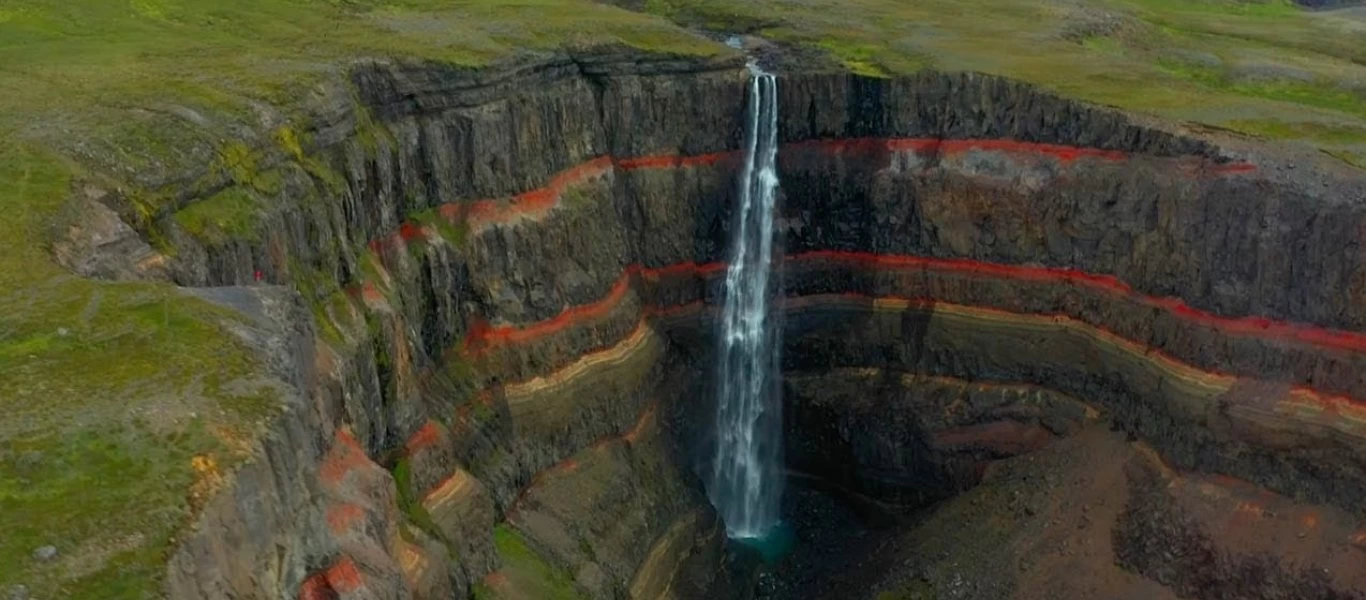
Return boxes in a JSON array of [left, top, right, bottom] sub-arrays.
[[56, 48, 1366, 600]]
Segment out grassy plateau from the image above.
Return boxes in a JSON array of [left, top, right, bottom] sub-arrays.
[[651, 0, 1366, 165], [0, 0, 1361, 598]]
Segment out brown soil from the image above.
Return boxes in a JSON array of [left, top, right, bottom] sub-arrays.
[[760, 423, 1366, 600]]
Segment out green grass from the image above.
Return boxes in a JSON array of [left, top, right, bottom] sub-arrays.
[[0, 0, 724, 152], [290, 260, 360, 347], [4, 425, 223, 599], [0, 145, 273, 599], [814, 39, 892, 77], [412, 208, 470, 247], [391, 457, 450, 546], [644, 0, 774, 32], [1225, 119, 1366, 144], [173, 187, 263, 243], [1157, 56, 1366, 120], [1079, 35, 1126, 55], [1326, 149, 1366, 169], [471, 401, 499, 426], [474, 524, 585, 600], [646, 0, 1366, 162]]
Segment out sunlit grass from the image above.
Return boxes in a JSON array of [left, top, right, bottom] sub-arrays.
[[648, 0, 1366, 156], [473, 524, 585, 600]]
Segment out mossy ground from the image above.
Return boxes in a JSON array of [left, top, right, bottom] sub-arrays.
[[474, 524, 586, 600], [0, 145, 274, 598], [172, 187, 263, 244], [391, 457, 452, 550]]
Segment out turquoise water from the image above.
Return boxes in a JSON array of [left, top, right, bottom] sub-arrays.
[[731, 520, 797, 565]]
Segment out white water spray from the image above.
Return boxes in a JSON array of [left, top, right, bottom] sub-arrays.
[[710, 60, 783, 540]]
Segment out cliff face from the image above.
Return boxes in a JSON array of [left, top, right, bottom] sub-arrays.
[[140, 51, 749, 600], [58, 48, 1366, 599]]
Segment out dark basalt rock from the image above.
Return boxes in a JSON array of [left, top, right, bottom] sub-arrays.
[[778, 71, 1218, 157], [56, 44, 1366, 599]]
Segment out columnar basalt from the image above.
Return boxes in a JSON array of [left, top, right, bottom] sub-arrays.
[[59, 48, 1366, 599]]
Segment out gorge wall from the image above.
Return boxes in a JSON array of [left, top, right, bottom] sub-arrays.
[[60, 48, 1366, 599]]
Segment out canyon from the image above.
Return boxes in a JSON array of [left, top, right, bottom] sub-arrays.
[[48, 46, 1366, 599]]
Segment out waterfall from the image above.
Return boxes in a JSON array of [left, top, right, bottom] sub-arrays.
[[709, 64, 783, 540]]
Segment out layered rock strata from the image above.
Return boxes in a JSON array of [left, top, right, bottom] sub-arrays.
[[60, 49, 1366, 598], [156, 52, 748, 600]]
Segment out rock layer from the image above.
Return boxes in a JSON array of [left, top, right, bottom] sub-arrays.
[[55, 49, 1366, 598]]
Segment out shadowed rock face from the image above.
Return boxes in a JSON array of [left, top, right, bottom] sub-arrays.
[[61, 48, 1366, 599]]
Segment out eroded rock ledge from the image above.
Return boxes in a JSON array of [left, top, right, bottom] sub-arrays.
[[60, 47, 1366, 599]]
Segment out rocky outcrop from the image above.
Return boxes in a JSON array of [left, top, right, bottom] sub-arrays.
[[1295, 0, 1364, 8], [847, 426, 1366, 600], [55, 46, 1366, 598], [51, 188, 170, 281], [1116, 451, 1366, 600], [784, 369, 1094, 506]]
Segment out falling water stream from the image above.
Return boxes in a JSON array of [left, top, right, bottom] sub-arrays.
[[709, 55, 785, 544]]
